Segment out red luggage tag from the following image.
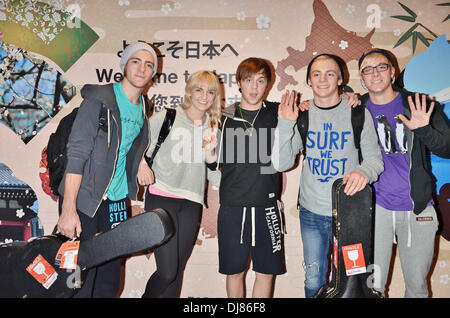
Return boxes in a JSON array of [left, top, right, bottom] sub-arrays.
[[342, 243, 367, 276], [26, 254, 58, 289], [55, 240, 80, 270]]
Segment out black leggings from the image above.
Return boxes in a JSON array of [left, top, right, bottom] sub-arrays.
[[142, 193, 202, 298]]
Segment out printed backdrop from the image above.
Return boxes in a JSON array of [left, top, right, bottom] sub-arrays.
[[0, 0, 449, 298]]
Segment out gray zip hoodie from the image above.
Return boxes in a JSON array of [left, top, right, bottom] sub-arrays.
[[271, 99, 384, 216], [59, 84, 150, 217]]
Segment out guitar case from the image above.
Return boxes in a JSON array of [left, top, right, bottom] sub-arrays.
[[314, 179, 382, 298], [0, 208, 173, 298]]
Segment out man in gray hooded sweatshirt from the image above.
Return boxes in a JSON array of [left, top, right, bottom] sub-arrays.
[[56, 42, 158, 297], [272, 54, 383, 297]]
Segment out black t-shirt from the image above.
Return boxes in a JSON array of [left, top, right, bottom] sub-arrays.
[[217, 101, 282, 207]]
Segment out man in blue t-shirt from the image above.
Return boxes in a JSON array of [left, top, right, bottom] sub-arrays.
[[359, 49, 450, 297], [57, 42, 158, 297]]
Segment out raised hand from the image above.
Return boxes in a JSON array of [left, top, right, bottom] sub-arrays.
[[397, 93, 434, 130], [278, 90, 298, 121], [203, 121, 219, 163], [203, 121, 218, 150]]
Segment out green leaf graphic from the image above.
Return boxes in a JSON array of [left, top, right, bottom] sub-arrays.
[[412, 32, 418, 53], [416, 32, 430, 47], [398, 2, 418, 18], [391, 15, 416, 22], [393, 23, 419, 48]]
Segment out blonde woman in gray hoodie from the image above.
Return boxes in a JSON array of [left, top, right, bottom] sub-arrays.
[[135, 70, 222, 298]]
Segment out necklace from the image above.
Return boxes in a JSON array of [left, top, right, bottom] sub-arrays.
[[238, 104, 262, 135]]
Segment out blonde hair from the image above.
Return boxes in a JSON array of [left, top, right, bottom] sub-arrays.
[[307, 54, 344, 81], [180, 70, 222, 127], [360, 53, 392, 71]]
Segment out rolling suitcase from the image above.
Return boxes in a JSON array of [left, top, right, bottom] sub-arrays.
[[0, 208, 173, 298], [314, 178, 382, 298]]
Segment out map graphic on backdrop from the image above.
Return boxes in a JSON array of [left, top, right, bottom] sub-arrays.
[[276, 0, 375, 91]]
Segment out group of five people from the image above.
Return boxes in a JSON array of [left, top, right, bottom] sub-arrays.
[[56, 42, 450, 298]]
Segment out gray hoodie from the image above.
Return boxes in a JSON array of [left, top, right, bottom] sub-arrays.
[[59, 84, 150, 217], [271, 99, 383, 216]]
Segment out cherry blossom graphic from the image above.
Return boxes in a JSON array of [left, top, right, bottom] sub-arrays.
[[0, 41, 75, 143]]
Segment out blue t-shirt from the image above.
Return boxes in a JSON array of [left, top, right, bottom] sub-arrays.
[[106, 83, 144, 200], [367, 93, 413, 211]]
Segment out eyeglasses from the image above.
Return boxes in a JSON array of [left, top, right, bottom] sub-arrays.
[[361, 63, 390, 75]]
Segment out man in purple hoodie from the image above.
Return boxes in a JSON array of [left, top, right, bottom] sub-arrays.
[[359, 48, 450, 297]]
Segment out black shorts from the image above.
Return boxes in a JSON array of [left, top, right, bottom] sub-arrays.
[[217, 204, 286, 275]]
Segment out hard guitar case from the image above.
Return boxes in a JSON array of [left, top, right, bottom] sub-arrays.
[[0, 209, 173, 298], [314, 178, 382, 298]]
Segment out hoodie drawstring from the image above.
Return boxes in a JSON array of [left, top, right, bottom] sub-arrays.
[[240, 207, 246, 245], [240, 207, 256, 247], [251, 207, 255, 246], [407, 211, 412, 248], [392, 212, 397, 244], [216, 117, 227, 171], [107, 108, 111, 148], [392, 211, 412, 248]]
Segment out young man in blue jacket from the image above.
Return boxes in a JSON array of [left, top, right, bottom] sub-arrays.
[[56, 42, 158, 297], [359, 48, 450, 297]]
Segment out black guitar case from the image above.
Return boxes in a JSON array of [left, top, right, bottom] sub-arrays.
[[314, 179, 382, 298], [0, 208, 173, 298]]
